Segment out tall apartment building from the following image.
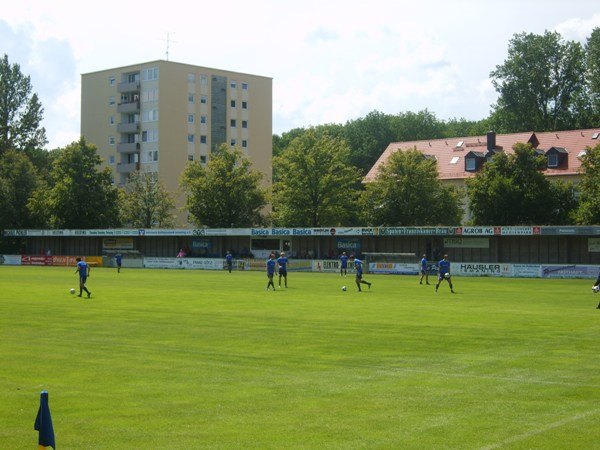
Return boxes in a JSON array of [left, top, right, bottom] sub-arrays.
[[81, 60, 273, 226]]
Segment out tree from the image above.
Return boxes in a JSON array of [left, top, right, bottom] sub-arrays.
[[180, 145, 267, 227], [466, 142, 576, 225], [489, 31, 587, 132], [359, 148, 461, 226], [574, 143, 600, 224], [119, 171, 176, 228], [0, 150, 43, 230], [29, 137, 120, 228], [0, 54, 47, 156], [272, 129, 361, 227], [585, 27, 600, 124]]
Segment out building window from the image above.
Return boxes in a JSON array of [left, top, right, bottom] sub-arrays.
[[109, 116, 115, 125], [450, 156, 459, 164], [200, 155, 207, 164], [188, 134, 194, 143], [242, 101, 248, 109], [548, 154, 559, 168], [200, 75, 208, 85], [200, 95, 207, 104], [230, 119, 237, 127], [242, 120, 248, 129], [231, 100, 236, 108], [141, 129, 158, 142], [142, 109, 159, 122], [230, 139, 236, 146], [188, 154, 194, 161], [142, 67, 159, 81], [230, 80, 237, 89], [466, 158, 476, 171], [200, 115, 207, 124], [188, 73, 195, 83], [109, 136, 115, 146], [142, 89, 159, 102], [200, 135, 207, 144], [109, 76, 115, 86], [242, 140, 248, 148], [109, 96, 115, 106], [188, 94, 195, 103], [188, 114, 194, 123], [242, 82, 248, 90], [109, 155, 115, 165]]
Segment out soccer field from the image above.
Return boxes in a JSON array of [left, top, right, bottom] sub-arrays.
[[1, 266, 599, 449]]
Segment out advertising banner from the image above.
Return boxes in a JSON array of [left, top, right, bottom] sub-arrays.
[[313, 260, 356, 273], [21, 255, 53, 266], [541, 264, 599, 279], [443, 237, 489, 248], [143, 257, 223, 270], [510, 264, 541, 278], [588, 238, 600, 252], [336, 238, 360, 252], [103, 237, 134, 249], [0, 255, 22, 265], [456, 263, 506, 276], [368, 262, 418, 275]]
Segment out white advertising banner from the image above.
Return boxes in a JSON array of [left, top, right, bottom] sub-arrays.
[[0, 255, 22, 265], [313, 260, 356, 273], [510, 264, 541, 278], [368, 262, 418, 275], [588, 238, 600, 252], [143, 257, 223, 270]]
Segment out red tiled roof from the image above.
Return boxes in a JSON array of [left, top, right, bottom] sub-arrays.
[[364, 129, 600, 182]]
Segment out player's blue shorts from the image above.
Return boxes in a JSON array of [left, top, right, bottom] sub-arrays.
[[438, 273, 449, 281], [80, 275, 87, 284], [278, 268, 287, 276]]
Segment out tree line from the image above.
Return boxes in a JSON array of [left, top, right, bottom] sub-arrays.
[[2, 28, 600, 238]]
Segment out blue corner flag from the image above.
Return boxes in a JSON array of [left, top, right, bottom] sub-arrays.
[[34, 390, 55, 449]]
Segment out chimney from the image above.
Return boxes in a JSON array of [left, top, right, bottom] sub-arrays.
[[486, 131, 496, 151]]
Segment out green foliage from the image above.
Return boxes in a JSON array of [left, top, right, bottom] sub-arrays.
[[28, 137, 120, 228], [490, 31, 588, 132], [0, 54, 47, 156], [272, 129, 361, 227], [574, 143, 600, 224], [0, 150, 43, 230], [585, 27, 600, 124], [180, 145, 267, 227], [359, 148, 461, 226], [119, 171, 176, 228], [466, 143, 576, 225]]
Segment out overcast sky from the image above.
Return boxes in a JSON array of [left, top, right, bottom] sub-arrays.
[[1, 0, 600, 149]]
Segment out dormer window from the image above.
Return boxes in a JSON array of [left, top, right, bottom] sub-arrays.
[[464, 151, 485, 172], [545, 146, 568, 169]]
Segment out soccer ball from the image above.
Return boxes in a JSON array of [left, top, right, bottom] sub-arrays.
[[70, 288, 75, 295], [341, 286, 347, 291], [444, 273, 451, 279], [592, 285, 599, 293]]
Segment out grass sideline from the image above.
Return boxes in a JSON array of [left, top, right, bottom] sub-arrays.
[[1, 266, 599, 449]]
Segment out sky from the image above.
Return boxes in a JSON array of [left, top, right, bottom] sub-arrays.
[[1, 0, 600, 149]]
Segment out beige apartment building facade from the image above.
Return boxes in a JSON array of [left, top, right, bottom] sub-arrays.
[[81, 60, 273, 226]]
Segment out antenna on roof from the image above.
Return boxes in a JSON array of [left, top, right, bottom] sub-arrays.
[[161, 31, 178, 61]]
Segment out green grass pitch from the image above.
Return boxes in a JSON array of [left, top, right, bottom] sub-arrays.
[[1, 266, 599, 449]]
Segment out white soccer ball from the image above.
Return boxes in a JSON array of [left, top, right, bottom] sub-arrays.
[[592, 285, 599, 293], [70, 288, 76, 295], [341, 286, 347, 291], [444, 273, 451, 279]]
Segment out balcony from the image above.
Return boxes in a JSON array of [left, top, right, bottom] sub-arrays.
[[117, 81, 140, 93], [117, 122, 140, 133], [117, 101, 140, 113], [116, 142, 140, 154], [116, 162, 140, 174]]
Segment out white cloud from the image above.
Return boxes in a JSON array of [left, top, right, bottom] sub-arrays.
[[555, 13, 600, 42]]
